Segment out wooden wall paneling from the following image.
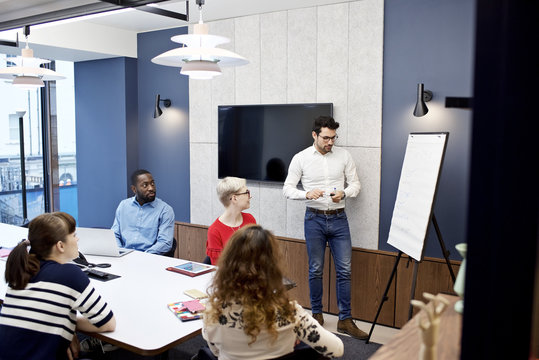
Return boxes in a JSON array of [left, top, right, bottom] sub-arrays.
[[176, 222, 208, 262], [328, 249, 397, 327], [174, 222, 461, 329], [395, 256, 460, 327]]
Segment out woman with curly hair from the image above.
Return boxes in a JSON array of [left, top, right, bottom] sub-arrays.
[[0, 212, 115, 360], [202, 224, 343, 359]]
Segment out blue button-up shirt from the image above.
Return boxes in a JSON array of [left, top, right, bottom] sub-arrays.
[[111, 196, 175, 254]]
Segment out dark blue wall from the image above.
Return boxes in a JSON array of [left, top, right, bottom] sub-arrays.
[[74, 27, 190, 227], [75, 57, 137, 227], [380, 0, 476, 259], [136, 28, 190, 223]]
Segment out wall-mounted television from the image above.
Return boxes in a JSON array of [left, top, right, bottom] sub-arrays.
[[218, 103, 333, 183]]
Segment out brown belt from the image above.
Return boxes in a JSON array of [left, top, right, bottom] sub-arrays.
[[307, 207, 345, 215]]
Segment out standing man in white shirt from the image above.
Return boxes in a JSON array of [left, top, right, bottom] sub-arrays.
[[283, 116, 367, 340]]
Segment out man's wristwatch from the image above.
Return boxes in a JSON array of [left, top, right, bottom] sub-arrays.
[[341, 192, 346, 199]]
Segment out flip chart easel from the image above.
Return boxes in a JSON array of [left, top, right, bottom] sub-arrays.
[[366, 132, 455, 343]]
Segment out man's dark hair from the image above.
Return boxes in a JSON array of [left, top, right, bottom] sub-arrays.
[[312, 116, 340, 135], [131, 169, 151, 186]]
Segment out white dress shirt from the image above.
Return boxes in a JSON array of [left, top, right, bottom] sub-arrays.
[[283, 145, 360, 210]]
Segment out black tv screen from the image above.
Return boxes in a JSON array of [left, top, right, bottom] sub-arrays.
[[218, 103, 333, 182]]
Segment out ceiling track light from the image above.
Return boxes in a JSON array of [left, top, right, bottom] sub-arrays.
[[151, 0, 248, 80], [413, 83, 433, 117]]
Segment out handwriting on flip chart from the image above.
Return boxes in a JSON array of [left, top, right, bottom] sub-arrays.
[[387, 133, 448, 261]]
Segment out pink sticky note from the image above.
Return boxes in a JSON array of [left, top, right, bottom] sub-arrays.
[[183, 299, 205, 312]]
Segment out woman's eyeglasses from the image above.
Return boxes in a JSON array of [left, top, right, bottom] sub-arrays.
[[234, 189, 250, 197]]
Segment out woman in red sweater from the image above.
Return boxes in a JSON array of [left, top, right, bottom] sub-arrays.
[[206, 177, 256, 265]]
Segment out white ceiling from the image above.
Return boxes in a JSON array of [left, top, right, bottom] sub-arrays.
[[0, 0, 355, 61], [0, 0, 355, 32]]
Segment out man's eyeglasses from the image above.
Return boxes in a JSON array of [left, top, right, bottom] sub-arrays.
[[319, 135, 338, 142]]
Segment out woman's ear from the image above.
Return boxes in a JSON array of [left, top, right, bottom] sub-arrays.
[[55, 240, 66, 253]]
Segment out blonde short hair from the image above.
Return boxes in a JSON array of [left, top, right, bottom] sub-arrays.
[[217, 177, 246, 207]]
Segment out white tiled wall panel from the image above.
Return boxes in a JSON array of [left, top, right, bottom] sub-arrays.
[[190, 0, 383, 250]]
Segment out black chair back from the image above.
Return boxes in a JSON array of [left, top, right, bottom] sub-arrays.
[[163, 238, 177, 258]]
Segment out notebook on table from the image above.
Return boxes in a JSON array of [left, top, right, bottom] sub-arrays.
[[76, 227, 134, 257], [167, 300, 205, 322]]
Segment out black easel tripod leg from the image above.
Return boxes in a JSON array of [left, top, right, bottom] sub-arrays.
[[366, 251, 403, 344], [408, 260, 419, 320], [432, 214, 456, 283]]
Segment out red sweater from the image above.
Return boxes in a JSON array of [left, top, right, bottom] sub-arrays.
[[206, 212, 257, 265]]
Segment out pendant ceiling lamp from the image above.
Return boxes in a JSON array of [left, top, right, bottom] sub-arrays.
[[151, 0, 248, 80], [0, 26, 65, 90]]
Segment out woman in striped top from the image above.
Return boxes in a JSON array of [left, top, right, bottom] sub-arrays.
[[0, 212, 116, 360]]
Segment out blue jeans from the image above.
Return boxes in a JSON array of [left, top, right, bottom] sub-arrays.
[[304, 209, 352, 320]]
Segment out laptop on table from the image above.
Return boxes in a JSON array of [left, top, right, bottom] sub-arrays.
[[76, 227, 134, 257]]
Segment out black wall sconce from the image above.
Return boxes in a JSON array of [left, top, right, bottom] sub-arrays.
[[154, 94, 171, 118], [413, 83, 433, 117]]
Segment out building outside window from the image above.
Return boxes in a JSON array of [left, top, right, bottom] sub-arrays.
[[0, 54, 78, 225]]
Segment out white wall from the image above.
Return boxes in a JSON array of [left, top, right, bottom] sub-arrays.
[[189, 0, 384, 249]]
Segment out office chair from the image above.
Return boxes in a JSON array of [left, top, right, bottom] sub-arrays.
[[163, 238, 177, 258], [193, 343, 328, 360]]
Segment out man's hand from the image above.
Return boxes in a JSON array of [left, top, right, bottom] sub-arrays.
[[330, 190, 345, 203], [306, 189, 325, 200]]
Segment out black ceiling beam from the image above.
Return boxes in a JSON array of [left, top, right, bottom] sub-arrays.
[[137, 4, 188, 22], [99, 0, 189, 21], [0, 33, 18, 47], [0, 0, 188, 32], [0, 3, 119, 32]]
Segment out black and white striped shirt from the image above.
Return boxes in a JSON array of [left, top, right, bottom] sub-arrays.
[[0, 260, 113, 360]]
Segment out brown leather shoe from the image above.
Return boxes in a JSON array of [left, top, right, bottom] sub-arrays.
[[337, 318, 368, 340], [312, 312, 324, 326]]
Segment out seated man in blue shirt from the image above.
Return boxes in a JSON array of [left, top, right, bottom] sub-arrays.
[[112, 169, 175, 255]]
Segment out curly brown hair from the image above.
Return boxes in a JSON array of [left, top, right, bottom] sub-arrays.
[[205, 224, 296, 344]]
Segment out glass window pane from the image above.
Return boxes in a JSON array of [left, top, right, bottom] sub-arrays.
[[0, 52, 45, 225]]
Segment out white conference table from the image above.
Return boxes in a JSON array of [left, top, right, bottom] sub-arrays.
[[0, 223, 214, 356], [81, 251, 214, 355]]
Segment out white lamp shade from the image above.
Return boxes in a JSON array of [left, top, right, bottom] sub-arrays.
[[152, 47, 248, 67], [180, 61, 222, 80], [0, 66, 65, 81], [170, 33, 230, 48], [0, 46, 64, 83], [151, 15, 248, 79], [12, 76, 45, 89]]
